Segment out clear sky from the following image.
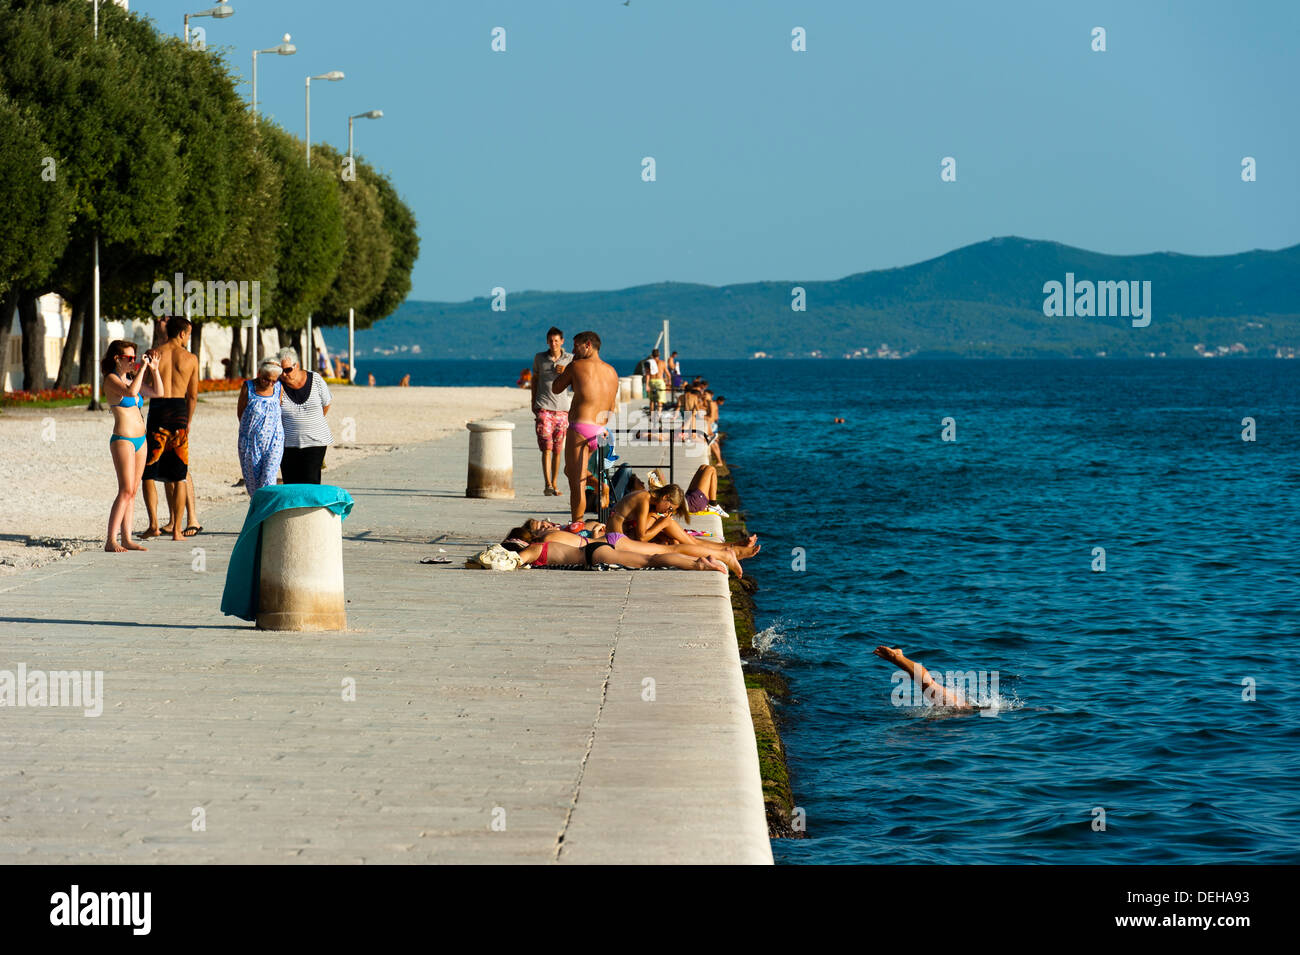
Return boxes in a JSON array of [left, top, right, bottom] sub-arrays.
[[128, 0, 1299, 303]]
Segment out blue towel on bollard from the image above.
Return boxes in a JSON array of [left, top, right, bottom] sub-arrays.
[[220, 484, 355, 621]]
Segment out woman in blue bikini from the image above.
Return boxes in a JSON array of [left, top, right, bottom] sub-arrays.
[[102, 340, 162, 552]]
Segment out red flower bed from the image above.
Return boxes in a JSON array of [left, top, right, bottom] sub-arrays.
[[1, 384, 91, 404], [198, 377, 245, 393]]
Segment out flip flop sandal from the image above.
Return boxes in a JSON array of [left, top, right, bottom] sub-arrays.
[[419, 556, 453, 564], [183, 525, 203, 537]]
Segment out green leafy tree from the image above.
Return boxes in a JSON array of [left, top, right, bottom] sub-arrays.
[[258, 123, 345, 348], [0, 0, 182, 392], [352, 157, 420, 329], [310, 143, 392, 328], [98, 13, 282, 374], [0, 91, 71, 389]]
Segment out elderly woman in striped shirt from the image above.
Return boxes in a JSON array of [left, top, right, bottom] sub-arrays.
[[276, 347, 333, 484]]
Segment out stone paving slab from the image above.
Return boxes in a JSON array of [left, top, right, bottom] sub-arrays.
[[0, 402, 771, 864]]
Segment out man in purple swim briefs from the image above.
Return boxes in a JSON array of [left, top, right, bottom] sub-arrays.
[[550, 330, 620, 523]]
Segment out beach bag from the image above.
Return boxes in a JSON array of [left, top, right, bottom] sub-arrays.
[[475, 543, 521, 571]]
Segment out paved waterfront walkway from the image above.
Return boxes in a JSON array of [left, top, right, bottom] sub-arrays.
[[0, 404, 771, 864]]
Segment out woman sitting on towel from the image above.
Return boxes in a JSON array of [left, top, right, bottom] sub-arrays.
[[607, 486, 760, 559], [507, 520, 745, 577], [500, 532, 728, 573]]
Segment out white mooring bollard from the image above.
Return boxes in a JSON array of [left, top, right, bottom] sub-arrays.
[[619, 376, 633, 404], [257, 506, 347, 631], [631, 376, 645, 400], [466, 419, 516, 499]]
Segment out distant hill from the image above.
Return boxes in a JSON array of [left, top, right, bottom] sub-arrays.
[[322, 236, 1300, 360]]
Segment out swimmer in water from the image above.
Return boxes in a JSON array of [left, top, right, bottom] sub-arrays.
[[873, 645, 978, 710]]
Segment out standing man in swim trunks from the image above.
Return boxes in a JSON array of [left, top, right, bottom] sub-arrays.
[[551, 330, 619, 523], [530, 327, 573, 496], [643, 348, 666, 419], [142, 315, 199, 542]]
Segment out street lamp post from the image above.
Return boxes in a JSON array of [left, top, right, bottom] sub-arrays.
[[305, 71, 345, 167], [304, 71, 344, 374], [348, 109, 383, 160], [90, 0, 100, 411], [183, 3, 234, 47], [252, 34, 296, 124], [345, 110, 382, 384]]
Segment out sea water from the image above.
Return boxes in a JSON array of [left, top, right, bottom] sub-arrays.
[[369, 357, 1299, 864]]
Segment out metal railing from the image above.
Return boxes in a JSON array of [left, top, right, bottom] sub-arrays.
[[593, 410, 709, 524]]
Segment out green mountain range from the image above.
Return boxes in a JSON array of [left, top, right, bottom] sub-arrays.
[[323, 236, 1300, 359]]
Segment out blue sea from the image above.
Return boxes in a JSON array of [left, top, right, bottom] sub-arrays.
[[367, 357, 1300, 864]]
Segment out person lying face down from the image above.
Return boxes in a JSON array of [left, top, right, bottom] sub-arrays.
[[499, 526, 728, 573], [606, 486, 760, 560], [505, 518, 746, 577]]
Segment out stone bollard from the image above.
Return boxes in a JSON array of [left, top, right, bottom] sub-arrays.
[[257, 506, 347, 630], [466, 419, 516, 499], [631, 376, 645, 400], [619, 376, 632, 404]]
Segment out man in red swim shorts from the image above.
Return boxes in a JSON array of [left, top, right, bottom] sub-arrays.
[[530, 327, 573, 496]]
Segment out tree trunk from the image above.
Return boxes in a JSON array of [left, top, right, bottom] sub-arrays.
[[191, 321, 204, 378], [78, 298, 96, 385], [229, 324, 243, 378], [18, 290, 46, 392], [55, 294, 86, 390], [0, 289, 16, 391]]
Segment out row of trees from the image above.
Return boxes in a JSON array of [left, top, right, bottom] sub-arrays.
[[0, 0, 419, 391]]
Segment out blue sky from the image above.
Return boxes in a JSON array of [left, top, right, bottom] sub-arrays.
[[128, 0, 1299, 303]]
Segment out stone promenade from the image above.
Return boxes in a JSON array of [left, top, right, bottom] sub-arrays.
[[0, 402, 771, 864]]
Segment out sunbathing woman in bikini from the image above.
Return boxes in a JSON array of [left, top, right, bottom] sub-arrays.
[[507, 519, 746, 577], [500, 534, 728, 573], [608, 485, 760, 559]]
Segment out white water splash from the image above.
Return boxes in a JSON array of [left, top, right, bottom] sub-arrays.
[[753, 619, 802, 656]]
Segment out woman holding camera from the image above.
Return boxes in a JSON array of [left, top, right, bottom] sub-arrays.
[[102, 340, 163, 552]]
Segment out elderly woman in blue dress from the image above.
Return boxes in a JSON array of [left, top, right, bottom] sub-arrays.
[[236, 358, 285, 495]]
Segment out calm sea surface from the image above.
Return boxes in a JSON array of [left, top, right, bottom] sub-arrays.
[[368, 357, 1300, 864]]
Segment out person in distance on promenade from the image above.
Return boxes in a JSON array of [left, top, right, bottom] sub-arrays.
[[550, 330, 619, 522], [101, 341, 163, 552], [530, 327, 573, 496]]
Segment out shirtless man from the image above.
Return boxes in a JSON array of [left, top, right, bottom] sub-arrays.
[[141, 316, 199, 541], [550, 330, 619, 522]]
